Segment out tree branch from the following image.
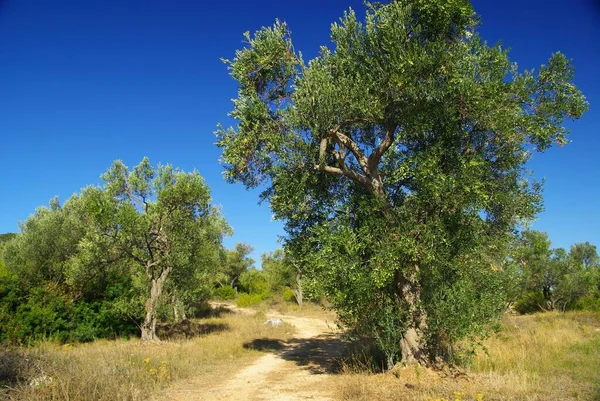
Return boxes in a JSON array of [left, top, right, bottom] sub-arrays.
[[314, 164, 370, 189], [368, 123, 397, 172], [329, 128, 369, 173]]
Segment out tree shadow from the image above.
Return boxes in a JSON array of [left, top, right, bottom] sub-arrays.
[[190, 302, 234, 318], [0, 347, 28, 386], [156, 319, 229, 340], [244, 333, 350, 374]]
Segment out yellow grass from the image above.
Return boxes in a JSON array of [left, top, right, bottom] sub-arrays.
[[2, 306, 598, 401], [1, 311, 294, 401], [335, 311, 600, 401]]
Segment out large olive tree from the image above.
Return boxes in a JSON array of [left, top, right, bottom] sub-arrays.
[[217, 0, 587, 365]]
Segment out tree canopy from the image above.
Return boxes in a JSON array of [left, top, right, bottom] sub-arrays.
[[217, 0, 587, 366], [0, 159, 229, 343]]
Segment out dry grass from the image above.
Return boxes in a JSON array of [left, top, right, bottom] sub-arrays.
[[3, 306, 598, 401], [1, 310, 294, 401], [272, 301, 337, 321], [335, 311, 600, 401]]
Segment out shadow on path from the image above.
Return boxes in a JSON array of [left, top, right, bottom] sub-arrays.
[[157, 320, 229, 340], [244, 333, 349, 374]]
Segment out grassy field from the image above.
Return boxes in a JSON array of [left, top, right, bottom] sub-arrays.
[[0, 307, 294, 401], [1, 305, 598, 401], [336, 311, 600, 401]]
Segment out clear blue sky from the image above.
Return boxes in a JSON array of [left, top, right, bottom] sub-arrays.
[[1, 0, 598, 265]]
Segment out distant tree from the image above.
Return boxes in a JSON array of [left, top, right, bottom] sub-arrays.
[[76, 158, 230, 341], [0, 233, 17, 278], [1, 198, 138, 342], [239, 268, 268, 295], [3, 198, 85, 288], [512, 232, 599, 312], [0, 233, 16, 246], [221, 243, 254, 291], [557, 242, 600, 311], [569, 242, 599, 270], [217, 0, 587, 365], [262, 248, 304, 304]]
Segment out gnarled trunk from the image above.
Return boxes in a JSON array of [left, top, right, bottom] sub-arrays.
[[396, 265, 428, 365], [141, 266, 170, 342], [293, 268, 303, 306]]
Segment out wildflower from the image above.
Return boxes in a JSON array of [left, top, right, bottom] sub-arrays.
[[143, 358, 151, 364], [149, 368, 158, 375]]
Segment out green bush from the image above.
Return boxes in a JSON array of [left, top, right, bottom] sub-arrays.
[[514, 291, 547, 314], [213, 286, 236, 300], [236, 293, 263, 307], [576, 296, 600, 312], [239, 269, 269, 295], [282, 287, 296, 303]]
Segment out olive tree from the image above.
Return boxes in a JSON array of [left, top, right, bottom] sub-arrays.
[[77, 158, 230, 341], [217, 0, 587, 365]]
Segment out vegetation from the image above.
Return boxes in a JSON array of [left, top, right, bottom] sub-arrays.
[[336, 311, 600, 401], [217, 242, 255, 292], [217, 0, 588, 366], [0, 0, 597, 399], [0, 158, 229, 343], [510, 231, 599, 313], [1, 310, 294, 401]]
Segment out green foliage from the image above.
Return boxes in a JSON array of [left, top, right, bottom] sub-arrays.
[[236, 293, 264, 308], [576, 296, 600, 312], [239, 268, 269, 296], [0, 158, 229, 344], [220, 243, 254, 289], [282, 287, 296, 303], [0, 276, 139, 343], [261, 249, 294, 293], [213, 286, 236, 300], [217, 0, 587, 365], [514, 291, 548, 315], [511, 231, 599, 313]]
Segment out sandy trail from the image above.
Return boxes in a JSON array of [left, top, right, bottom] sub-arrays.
[[159, 305, 344, 401]]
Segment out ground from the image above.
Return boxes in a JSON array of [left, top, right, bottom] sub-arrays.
[[155, 303, 345, 401]]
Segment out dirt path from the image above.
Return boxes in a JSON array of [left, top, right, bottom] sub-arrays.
[[160, 305, 345, 401]]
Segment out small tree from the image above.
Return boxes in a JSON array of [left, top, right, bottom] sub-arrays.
[[221, 243, 255, 291], [262, 248, 303, 304], [217, 0, 587, 365]]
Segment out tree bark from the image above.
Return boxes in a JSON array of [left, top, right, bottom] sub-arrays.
[[141, 267, 170, 342], [396, 266, 428, 365], [293, 268, 303, 306], [172, 296, 180, 323]]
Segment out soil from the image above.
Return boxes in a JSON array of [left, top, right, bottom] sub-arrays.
[[159, 303, 346, 401]]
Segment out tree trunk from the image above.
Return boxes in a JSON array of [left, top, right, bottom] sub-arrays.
[[171, 296, 186, 322], [141, 267, 170, 342], [396, 266, 428, 365], [173, 299, 180, 323], [293, 269, 303, 306]]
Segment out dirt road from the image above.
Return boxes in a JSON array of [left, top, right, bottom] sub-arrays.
[[160, 305, 345, 401]]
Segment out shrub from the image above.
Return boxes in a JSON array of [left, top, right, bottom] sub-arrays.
[[514, 291, 546, 314], [213, 286, 236, 300], [576, 296, 600, 312], [239, 269, 269, 295], [236, 293, 263, 308], [282, 287, 296, 303]]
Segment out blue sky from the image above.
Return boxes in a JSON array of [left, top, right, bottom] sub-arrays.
[[1, 0, 598, 265]]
